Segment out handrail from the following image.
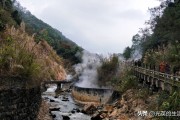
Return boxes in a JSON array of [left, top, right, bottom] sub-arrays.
[[134, 66, 180, 87]]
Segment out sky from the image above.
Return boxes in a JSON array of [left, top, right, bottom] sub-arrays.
[[17, 0, 160, 54]]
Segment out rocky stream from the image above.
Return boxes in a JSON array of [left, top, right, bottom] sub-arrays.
[[42, 84, 155, 120], [42, 85, 91, 120]]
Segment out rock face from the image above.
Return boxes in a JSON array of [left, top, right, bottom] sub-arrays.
[[88, 89, 158, 120]]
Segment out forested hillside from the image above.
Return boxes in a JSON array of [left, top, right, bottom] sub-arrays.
[[0, 0, 66, 85], [14, 0, 83, 65], [123, 0, 180, 70]]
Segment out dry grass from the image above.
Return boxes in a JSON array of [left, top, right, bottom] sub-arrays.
[[0, 23, 66, 84]]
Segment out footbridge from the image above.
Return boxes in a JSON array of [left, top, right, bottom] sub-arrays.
[[134, 66, 180, 93], [41, 80, 72, 92]]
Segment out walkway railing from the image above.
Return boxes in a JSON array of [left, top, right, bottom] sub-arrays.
[[134, 66, 180, 87]]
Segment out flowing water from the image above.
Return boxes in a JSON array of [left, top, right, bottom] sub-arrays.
[[42, 85, 91, 120]]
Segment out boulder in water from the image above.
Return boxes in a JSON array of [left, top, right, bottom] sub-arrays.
[[49, 107, 60, 111], [62, 96, 69, 101], [50, 99, 55, 102], [71, 110, 75, 114], [91, 113, 102, 120], [54, 96, 58, 98], [50, 113, 56, 118], [62, 115, 70, 120], [75, 108, 80, 113]]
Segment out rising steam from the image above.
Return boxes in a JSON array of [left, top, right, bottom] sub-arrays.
[[74, 50, 102, 88], [131, 46, 142, 61]]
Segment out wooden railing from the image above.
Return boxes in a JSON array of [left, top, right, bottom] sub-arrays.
[[134, 66, 180, 87]]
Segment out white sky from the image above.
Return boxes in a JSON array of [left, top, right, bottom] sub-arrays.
[[17, 0, 160, 54]]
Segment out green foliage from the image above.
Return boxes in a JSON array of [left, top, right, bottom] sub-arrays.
[[14, 4, 83, 65], [157, 91, 169, 108], [117, 69, 137, 92], [132, 34, 142, 46], [159, 91, 180, 111], [0, 0, 67, 85], [143, 1, 180, 51], [57, 44, 82, 64], [157, 90, 180, 120], [97, 55, 119, 86], [0, 0, 13, 10], [0, 0, 22, 31], [0, 19, 5, 30], [165, 42, 180, 66], [0, 37, 15, 69], [11, 10, 22, 25], [123, 46, 132, 60], [97, 55, 138, 91], [0, 24, 66, 86], [123, 1, 180, 67], [0, 35, 41, 82], [143, 43, 180, 68], [0, 0, 82, 66], [17, 48, 41, 80]]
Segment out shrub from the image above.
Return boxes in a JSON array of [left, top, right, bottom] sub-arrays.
[[118, 69, 138, 92], [157, 91, 180, 120], [97, 55, 119, 87]]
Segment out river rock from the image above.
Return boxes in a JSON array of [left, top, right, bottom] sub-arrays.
[[50, 113, 56, 118], [49, 107, 60, 111], [71, 110, 75, 114], [76, 108, 80, 112], [120, 104, 129, 113], [102, 105, 113, 113], [109, 108, 118, 117], [91, 113, 102, 120], [54, 96, 58, 98], [65, 89, 71, 92], [100, 112, 107, 118], [72, 108, 80, 113], [62, 115, 70, 120], [44, 97, 49, 100], [62, 99, 69, 101], [62, 96, 69, 101], [83, 104, 97, 115], [50, 99, 55, 102], [120, 97, 126, 105]]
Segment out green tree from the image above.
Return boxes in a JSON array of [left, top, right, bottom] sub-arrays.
[[123, 46, 132, 60], [97, 55, 119, 86], [11, 10, 22, 25]]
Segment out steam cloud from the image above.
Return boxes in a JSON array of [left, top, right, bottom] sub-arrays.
[[74, 50, 102, 88], [131, 46, 142, 61]]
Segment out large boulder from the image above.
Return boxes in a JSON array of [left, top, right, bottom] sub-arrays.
[[82, 104, 97, 115]]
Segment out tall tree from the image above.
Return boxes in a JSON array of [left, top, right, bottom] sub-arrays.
[[123, 47, 132, 60]]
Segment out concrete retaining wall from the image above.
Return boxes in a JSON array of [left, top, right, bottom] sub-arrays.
[[72, 86, 120, 104]]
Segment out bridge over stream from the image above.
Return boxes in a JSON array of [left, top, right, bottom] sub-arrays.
[[41, 80, 72, 92], [134, 66, 180, 93]]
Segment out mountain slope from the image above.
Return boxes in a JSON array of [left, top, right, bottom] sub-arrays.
[[0, 0, 66, 85], [14, 1, 83, 65]]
